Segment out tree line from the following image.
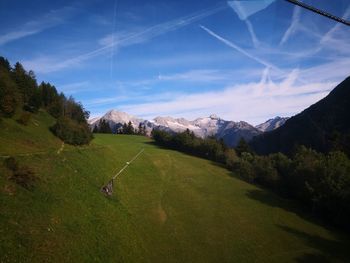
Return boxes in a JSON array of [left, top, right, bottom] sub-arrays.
[[93, 120, 147, 135], [151, 128, 350, 231], [0, 56, 92, 145]]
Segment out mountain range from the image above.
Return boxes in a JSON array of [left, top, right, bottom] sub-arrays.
[[89, 111, 288, 147]]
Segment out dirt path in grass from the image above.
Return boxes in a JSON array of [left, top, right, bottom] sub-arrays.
[[0, 143, 104, 159], [57, 142, 65, 155]]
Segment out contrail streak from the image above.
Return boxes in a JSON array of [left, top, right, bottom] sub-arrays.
[[200, 25, 281, 72], [200, 25, 308, 84], [56, 3, 227, 71], [110, 0, 119, 79], [280, 6, 301, 46]]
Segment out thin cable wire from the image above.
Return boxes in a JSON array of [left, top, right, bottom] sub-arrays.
[[112, 148, 145, 180], [285, 0, 350, 26]]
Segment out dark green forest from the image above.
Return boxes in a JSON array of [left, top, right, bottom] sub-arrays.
[[0, 56, 92, 145]]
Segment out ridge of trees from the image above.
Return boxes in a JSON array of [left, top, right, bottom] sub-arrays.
[[152, 129, 350, 232], [93, 120, 147, 135], [0, 56, 92, 145]]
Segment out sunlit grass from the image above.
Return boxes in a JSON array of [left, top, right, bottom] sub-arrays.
[[1, 113, 350, 262]]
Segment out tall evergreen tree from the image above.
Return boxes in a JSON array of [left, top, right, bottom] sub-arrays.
[[235, 138, 252, 156], [126, 121, 134, 134]]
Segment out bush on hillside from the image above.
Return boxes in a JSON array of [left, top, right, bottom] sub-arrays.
[[51, 117, 93, 145], [4, 157, 19, 171], [17, 111, 32, 125], [11, 166, 37, 190], [3, 157, 37, 190], [224, 148, 238, 169]]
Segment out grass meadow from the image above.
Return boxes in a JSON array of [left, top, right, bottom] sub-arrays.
[[1, 112, 350, 262]]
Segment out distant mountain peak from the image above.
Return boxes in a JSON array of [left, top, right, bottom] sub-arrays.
[[255, 116, 289, 132], [209, 114, 219, 120], [89, 110, 288, 147]]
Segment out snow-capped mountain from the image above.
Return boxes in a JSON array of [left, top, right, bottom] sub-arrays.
[[89, 110, 144, 133], [89, 110, 288, 147], [255, 117, 289, 132]]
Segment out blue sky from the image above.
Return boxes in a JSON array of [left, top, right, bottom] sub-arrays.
[[0, 0, 349, 124]]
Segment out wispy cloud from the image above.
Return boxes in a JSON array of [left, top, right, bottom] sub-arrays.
[[57, 81, 92, 94], [280, 6, 301, 46], [27, 3, 227, 73], [0, 6, 77, 46], [159, 69, 240, 83], [118, 70, 334, 125]]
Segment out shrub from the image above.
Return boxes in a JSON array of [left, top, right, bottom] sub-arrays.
[[11, 166, 37, 190], [4, 157, 37, 190], [252, 156, 280, 189], [17, 111, 32, 125], [232, 159, 256, 183], [224, 148, 238, 169], [3, 157, 19, 171], [51, 117, 93, 145]]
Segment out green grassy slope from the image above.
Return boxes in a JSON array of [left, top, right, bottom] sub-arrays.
[[1, 112, 350, 262]]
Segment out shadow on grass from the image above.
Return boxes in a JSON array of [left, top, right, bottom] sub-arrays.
[[245, 189, 340, 231], [246, 189, 311, 219], [142, 141, 231, 170], [276, 225, 350, 262], [246, 189, 350, 261]]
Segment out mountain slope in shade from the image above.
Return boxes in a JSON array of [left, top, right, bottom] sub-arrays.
[[255, 117, 289, 132], [251, 76, 350, 156]]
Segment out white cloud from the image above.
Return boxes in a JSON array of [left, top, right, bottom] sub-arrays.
[[123, 85, 332, 125], [99, 69, 335, 125], [159, 69, 240, 83]]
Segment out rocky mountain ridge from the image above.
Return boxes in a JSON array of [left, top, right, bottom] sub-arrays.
[[89, 110, 288, 147]]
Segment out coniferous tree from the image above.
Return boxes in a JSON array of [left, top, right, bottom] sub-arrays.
[[0, 62, 19, 116], [138, 123, 147, 135], [93, 125, 99, 133], [126, 121, 134, 134], [98, 119, 112, 133], [0, 56, 93, 145], [235, 138, 252, 156], [122, 123, 128, 134]]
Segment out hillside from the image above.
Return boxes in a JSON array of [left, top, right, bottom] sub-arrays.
[[251, 76, 350, 156], [1, 112, 350, 262]]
